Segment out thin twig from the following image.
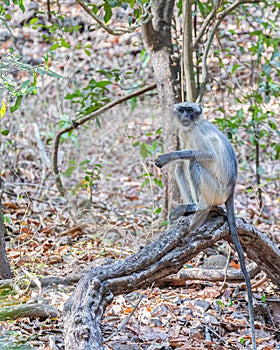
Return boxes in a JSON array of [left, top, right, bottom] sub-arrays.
[[75, 0, 127, 35], [52, 83, 157, 196], [33, 123, 51, 199], [103, 294, 144, 342], [193, 0, 221, 50], [202, 325, 235, 347], [196, 0, 261, 102], [75, 0, 152, 35], [220, 243, 232, 290]]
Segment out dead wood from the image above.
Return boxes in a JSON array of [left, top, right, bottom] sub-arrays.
[[0, 178, 13, 279], [160, 262, 260, 287], [0, 303, 59, 321], [0, 260, 259, 290], [63, 211, 280, 350]]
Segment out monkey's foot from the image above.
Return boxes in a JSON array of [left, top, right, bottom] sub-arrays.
[[169, 204, 196, 223]]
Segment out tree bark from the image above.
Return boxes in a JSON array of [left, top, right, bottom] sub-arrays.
[[183, 0, 197, 101], [0, 178, 13, 279], [142, 0, 181, 219], [63, 211, 280, 349]]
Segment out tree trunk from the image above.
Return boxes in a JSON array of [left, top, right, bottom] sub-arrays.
[[0, 178, 13, 279], [183, 0, 197, 101], [63, 211, 280, 349], [142, 0, 181, 219]]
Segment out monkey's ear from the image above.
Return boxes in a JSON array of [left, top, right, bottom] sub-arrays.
[[198, 105, 203, 115]]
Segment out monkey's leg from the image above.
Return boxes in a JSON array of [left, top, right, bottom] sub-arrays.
[[170, 162, 198, 222], [170, 162, 222, 223], [175, 162, 194, 203]]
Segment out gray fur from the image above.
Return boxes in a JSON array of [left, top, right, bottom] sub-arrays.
[[156, 101, 238, 212], [155, 102, 256, 350]]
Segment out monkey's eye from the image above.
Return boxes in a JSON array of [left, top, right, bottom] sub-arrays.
[[177, 107, 186, 114]]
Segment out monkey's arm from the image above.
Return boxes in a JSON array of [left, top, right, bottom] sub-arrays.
[[155, 150, 214, 168]]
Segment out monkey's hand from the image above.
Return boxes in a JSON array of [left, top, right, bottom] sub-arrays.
[[155, 153, 171, 168]]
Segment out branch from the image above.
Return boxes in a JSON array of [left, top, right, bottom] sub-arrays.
[[75, 0, 152, 35], [52, 83, 157, 196], [196, 0, 261, 102], [75, 0, 127, 35], [160, 263, 260, 287], [63, 212, 280, 349], [0, 303, 59, 320], [193, 0, 222, 50], [183, 0, 197, 101]]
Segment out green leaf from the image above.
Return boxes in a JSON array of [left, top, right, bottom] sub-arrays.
[[10, 95, 23, 113], [35, 67, 63, 79], [269, 120, 277, 131], [84, 49, 91, 57], [50, 43, 59, 50], [153, 178, 162, 188], [18, 0, 25, 12], [21, 79, 31, 92], [95, 80, 111, 88], [154, 207, 161, 215], [64, 165, 76, 177], [240, 338, 245, 345], [231, 64, 241, 74], [1, 129, 9, 136], [61, 38, 70, 48], [228, 298, 233, 307], [155, 128, 162, 135], [45, 69, 64, 78], [159, 220, 169, 227], [141, 178, 150, 188], [103, 3, 113, 23], [130, 96, 137, 112], [29, 17, 39, 24], [140, 143, 148, 158]]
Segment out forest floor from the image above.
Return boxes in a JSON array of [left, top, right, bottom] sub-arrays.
[[0, 1, 279, 349]]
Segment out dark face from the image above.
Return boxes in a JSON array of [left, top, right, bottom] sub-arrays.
[[173, 102, 203, 129]]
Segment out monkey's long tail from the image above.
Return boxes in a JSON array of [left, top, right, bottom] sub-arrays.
[[226, 194, 257, 350]]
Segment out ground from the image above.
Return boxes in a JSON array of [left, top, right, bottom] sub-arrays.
[[0, 1, 279, 349]]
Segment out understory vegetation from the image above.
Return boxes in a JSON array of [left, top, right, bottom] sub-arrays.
[[0, 0, 279, 348]]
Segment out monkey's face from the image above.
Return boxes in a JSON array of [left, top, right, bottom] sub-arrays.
[[173, 102, 203, 130]]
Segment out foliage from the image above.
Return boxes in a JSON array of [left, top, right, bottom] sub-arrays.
[[213, 4, 280, 206], [1, 0, 279, 206], [89, 0, 149, 25], [64, 159, 102, 195], [65, 78, 112, 118], [0, 50, 63, 113], [1, 0, 25, 12], [132, 128, 163, 189], [0, 1, 279, 348]]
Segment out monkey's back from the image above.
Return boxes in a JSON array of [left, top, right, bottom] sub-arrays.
[[179, 118, 238, 205]]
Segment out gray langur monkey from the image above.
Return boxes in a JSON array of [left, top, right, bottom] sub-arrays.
[[155, 102, 256, 350]]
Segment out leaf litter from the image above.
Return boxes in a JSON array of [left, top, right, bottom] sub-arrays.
[[0, 0, 279, 349]]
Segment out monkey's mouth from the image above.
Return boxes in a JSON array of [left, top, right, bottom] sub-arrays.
[[181, 119, 191, 127]]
